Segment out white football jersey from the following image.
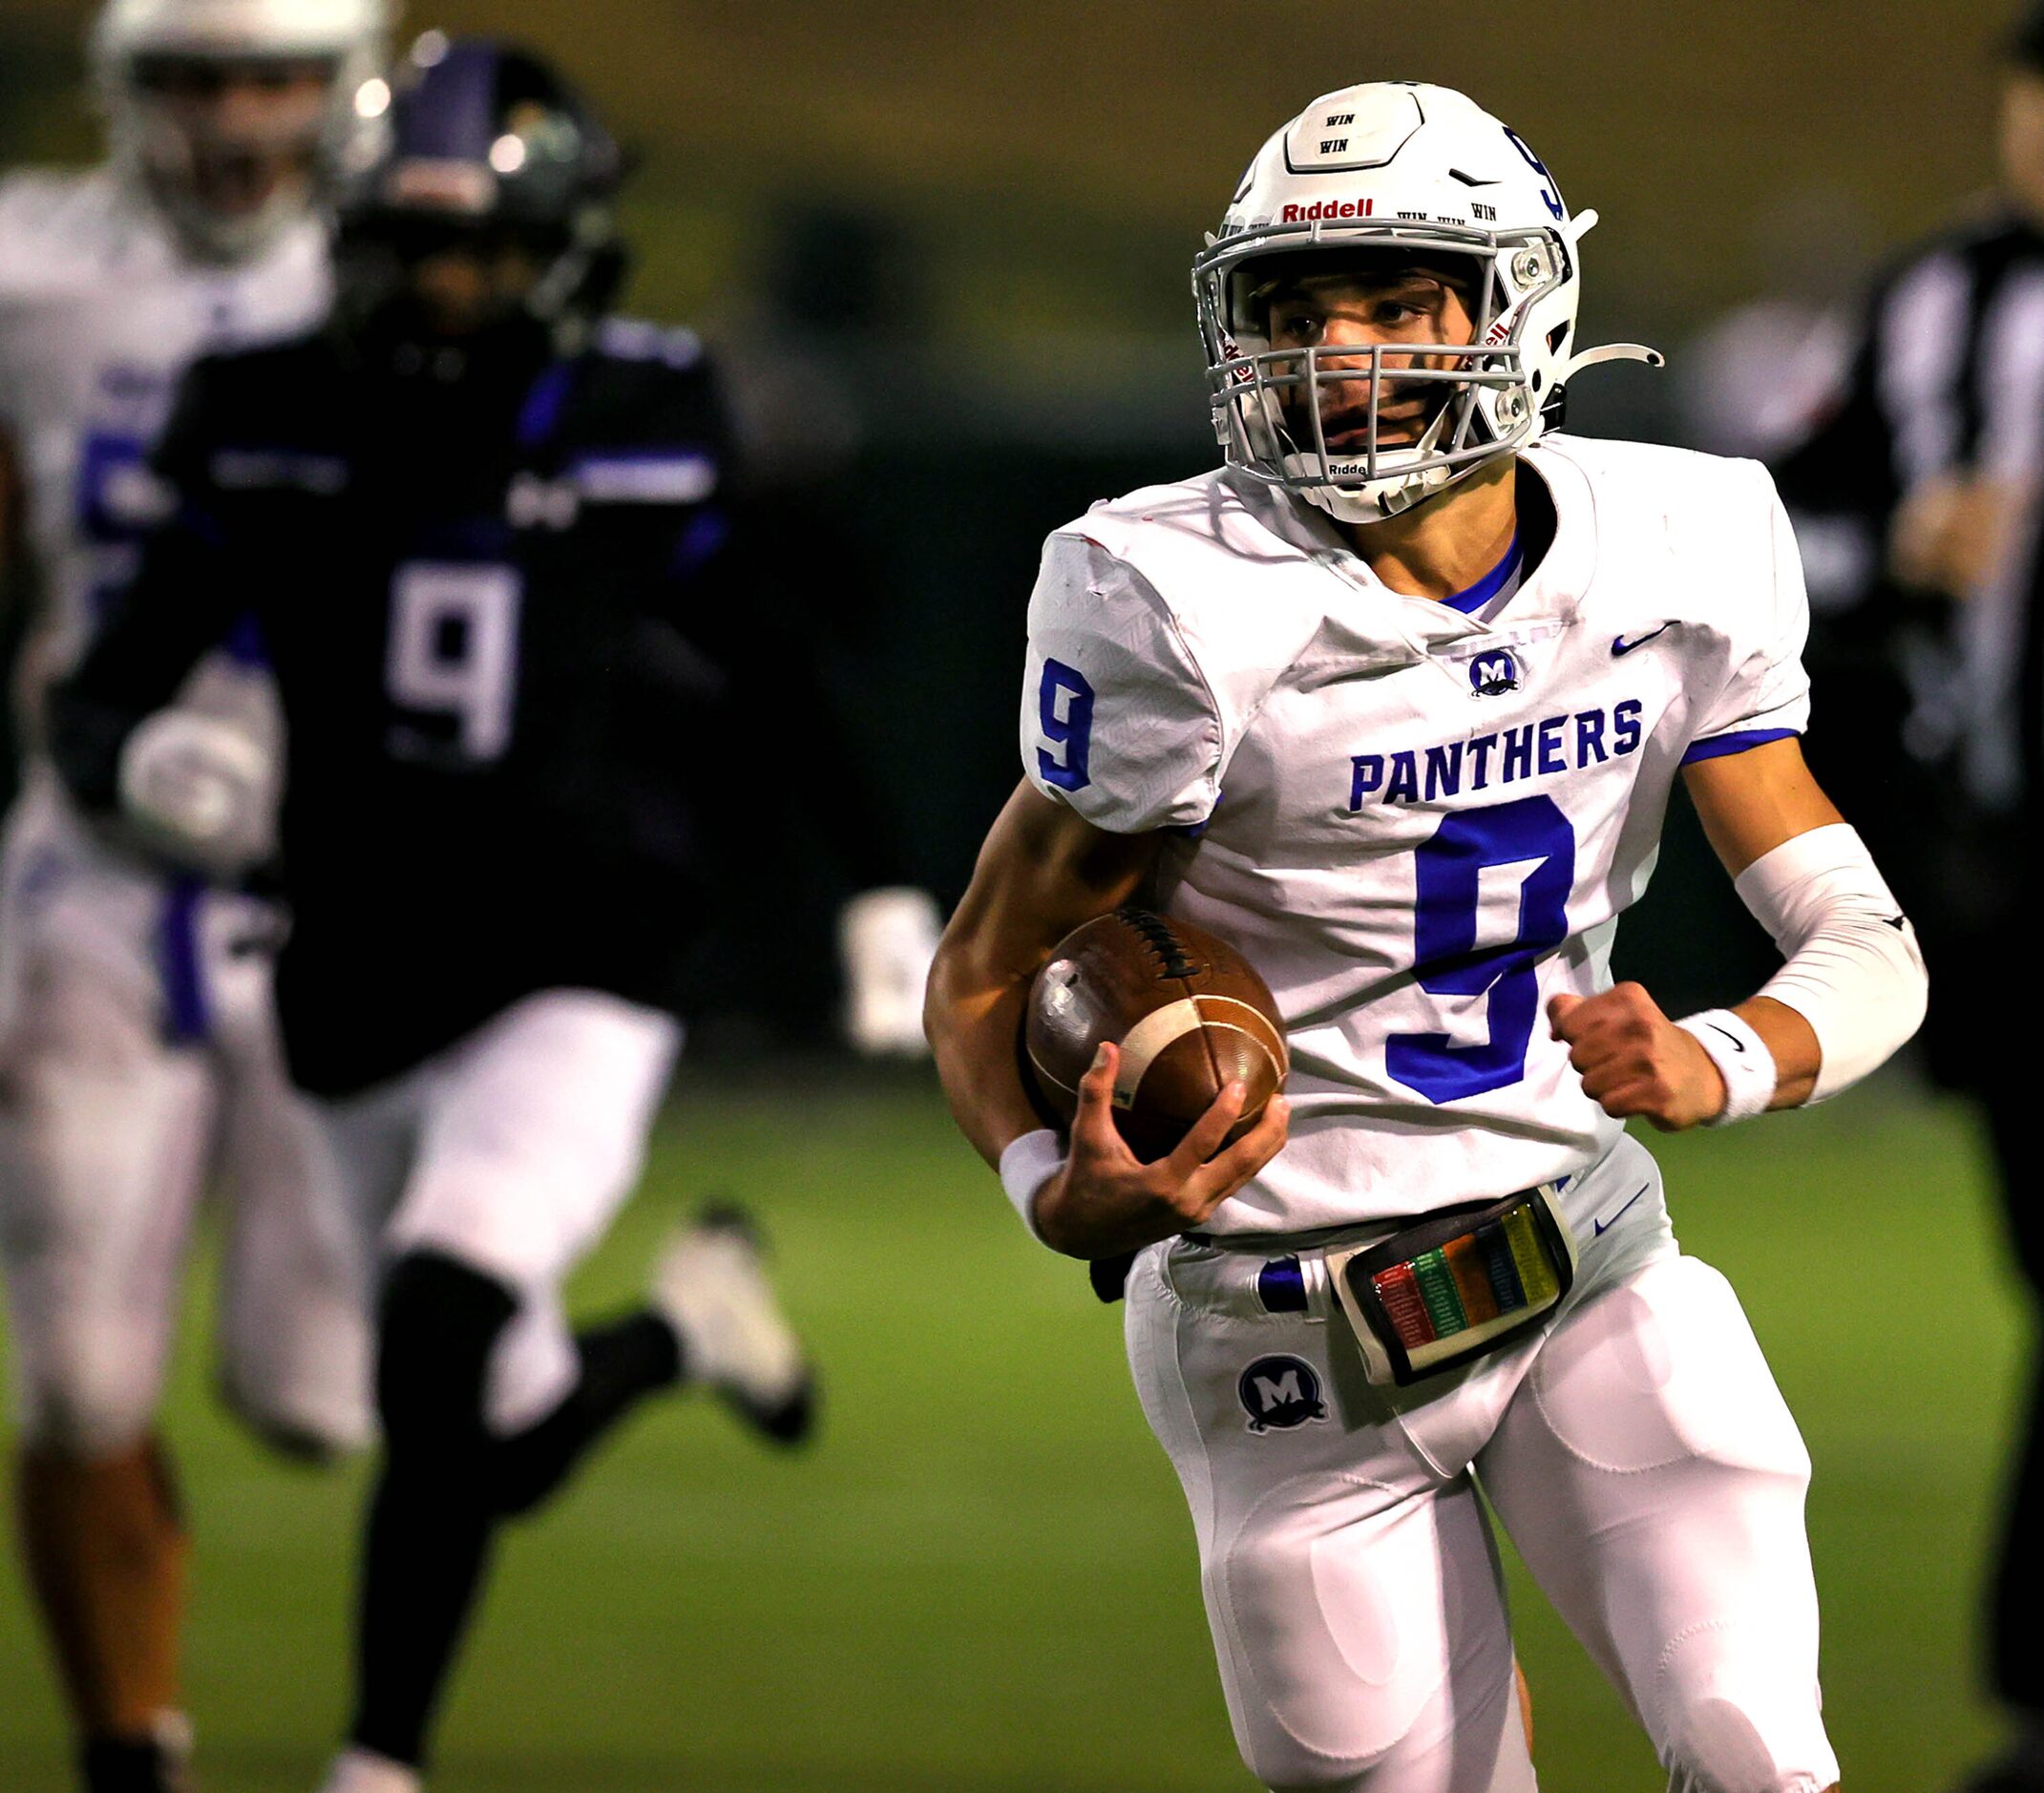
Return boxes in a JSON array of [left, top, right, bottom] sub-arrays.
[[0, 169, 330, 709], [1022, 435, 1810, 1234]]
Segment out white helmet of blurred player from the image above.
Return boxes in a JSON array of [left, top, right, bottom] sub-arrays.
[[1195, 81, 1661, 524], [93, 0, 390, 264]]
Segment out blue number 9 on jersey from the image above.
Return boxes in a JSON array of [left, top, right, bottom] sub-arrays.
[[1037, 659, 1095, 791], [1386, 794, 1575, 1103]]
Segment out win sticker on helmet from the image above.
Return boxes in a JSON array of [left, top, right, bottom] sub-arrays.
[[1194, 81, 1663, 525]]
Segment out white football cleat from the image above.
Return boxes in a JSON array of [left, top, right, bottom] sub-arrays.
[[314, 1745, 422, 1793], [652, 1206, 816, 1445]]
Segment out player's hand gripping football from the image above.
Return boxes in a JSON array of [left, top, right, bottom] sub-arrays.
[[1548, 983, 1731, 1132], [1032, 1042, 1291, 1259]]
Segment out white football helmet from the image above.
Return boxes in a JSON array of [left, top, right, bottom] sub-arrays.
[[93, 0, 390, 263], [1195, 81, 1661, 524]]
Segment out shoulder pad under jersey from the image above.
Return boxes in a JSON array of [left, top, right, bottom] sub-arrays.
[[0, 168, 156, 297]]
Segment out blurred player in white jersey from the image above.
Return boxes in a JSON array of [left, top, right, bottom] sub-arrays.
[[929, 83, 1928, 1792], [50, 36, 830, 1793], [0, 4, 385, 1788]]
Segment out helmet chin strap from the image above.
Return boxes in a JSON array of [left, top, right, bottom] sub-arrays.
[[1303, 460, 1457, 525], [1297, 381, 1478, 523], [152, 177, 306, 266]]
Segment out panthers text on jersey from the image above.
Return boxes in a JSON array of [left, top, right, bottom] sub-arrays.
[[1021, 436, 1809, 1234], [51, 316, 767, 1098], [0, 168, 329, 700]]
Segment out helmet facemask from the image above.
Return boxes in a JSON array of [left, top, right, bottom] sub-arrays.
[[1197, 223, 1572, 524]]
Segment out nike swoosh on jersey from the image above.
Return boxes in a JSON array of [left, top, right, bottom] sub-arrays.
[[1707, 1023, 1746, 1053], [1611, 623, 1674, 656], [1594, 1185, 1650, 1236]]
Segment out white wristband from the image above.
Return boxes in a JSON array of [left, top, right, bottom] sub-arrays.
[[1674, 1008, 1778, 1126], [999, 1129, 1064, 1244]]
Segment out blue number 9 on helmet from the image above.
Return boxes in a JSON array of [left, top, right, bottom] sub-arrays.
[[1194, 82, 1662, 524]]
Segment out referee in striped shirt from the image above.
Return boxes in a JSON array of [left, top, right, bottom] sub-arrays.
[[1774, 11, 2044, 1790]]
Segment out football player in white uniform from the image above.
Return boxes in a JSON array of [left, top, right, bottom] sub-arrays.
[[928, 83, 1928, 1793], [0, 4, 385, 1787]]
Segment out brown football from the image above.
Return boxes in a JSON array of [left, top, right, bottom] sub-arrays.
[[1023, 907, 1289, 1162]]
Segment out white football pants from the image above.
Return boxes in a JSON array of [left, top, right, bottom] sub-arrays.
[[307, 989, 682, 1436], [0, 772, 372, 1458], [1125, 1131, 1839, 1793]]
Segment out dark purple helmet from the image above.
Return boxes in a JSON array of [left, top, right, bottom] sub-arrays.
[[336, 32, 629, 349]]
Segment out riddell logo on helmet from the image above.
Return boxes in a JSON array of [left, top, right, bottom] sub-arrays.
[[1280, 199, 1376, 223]]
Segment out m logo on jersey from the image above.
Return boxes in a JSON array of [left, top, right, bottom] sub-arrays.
[[1237, 1355, 1329, 1433], [1470, 648, 1521, 697]]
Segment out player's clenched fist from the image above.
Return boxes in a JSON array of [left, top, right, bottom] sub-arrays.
[[1547, 983, 1728, 1132], [1032, 1042, 1291, 1259]]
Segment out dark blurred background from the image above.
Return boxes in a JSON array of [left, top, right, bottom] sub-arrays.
[[0, 0, 2004, 1026]]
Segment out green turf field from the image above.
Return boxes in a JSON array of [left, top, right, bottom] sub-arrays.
[[0, 1067, 2019, 1791]]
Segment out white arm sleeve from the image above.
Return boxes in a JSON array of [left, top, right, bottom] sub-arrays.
[[1733, 823, 1928, 1103]]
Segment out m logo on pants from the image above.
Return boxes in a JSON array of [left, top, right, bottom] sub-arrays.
[[1238, 1355, 1329, 1433]]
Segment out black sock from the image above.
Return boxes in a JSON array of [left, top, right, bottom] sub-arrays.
[[348, 1255, 685, 1767], [493, 1312, 683, 1516], [348, 1252, 513, 1768], [348, 1463, 496, 1768], [80, 1737, 175, 1793]]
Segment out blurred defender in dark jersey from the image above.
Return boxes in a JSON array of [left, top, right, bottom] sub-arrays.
[[49, 37, 834, 1793]]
